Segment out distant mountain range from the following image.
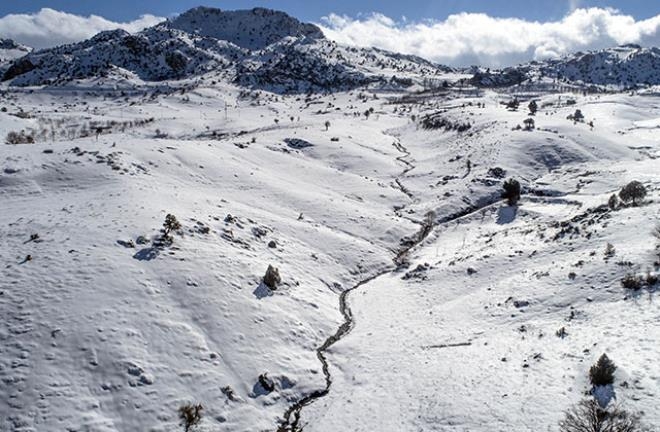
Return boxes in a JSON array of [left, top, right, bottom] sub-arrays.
[[472, 44, 660, 88], [1, 7, 660, 91]]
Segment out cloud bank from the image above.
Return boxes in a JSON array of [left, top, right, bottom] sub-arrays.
[[319, 8, 660, 67], [0, 8, 164, 49]]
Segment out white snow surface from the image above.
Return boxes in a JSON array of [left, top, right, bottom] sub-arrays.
[[1, 74, 659, 432]]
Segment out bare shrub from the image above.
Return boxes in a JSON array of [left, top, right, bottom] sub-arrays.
[[621, 274, 644, 290], [559, 399, 642, 432], [6, 130, 35, 144], [178, 403, 203, 432]]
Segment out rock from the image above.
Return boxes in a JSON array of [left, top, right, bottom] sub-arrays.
[[2, 57, 36, 82], [135, 235, 150, 245], [467, 267, 477, 275], [263, 265, 281, 289], [284, 138, 314, 149], [221, 385, 237, 401], [117, 239, 135, 248], [139, 373, 154, 385], [252, 226, 268, 238], [513, 300, 530, 308]]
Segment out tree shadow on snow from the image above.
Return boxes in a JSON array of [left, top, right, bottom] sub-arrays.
[[497, 205, 518, 224], [592, 384, 615, 408], [253, 282, 273, 299], [133, 247, 161, 261], [250, 381, 271, 398]]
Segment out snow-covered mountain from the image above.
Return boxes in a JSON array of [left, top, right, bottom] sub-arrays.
[[167, 7, 324, 50], [1, 7, 660, 432], [472, 44, 660, 88], [0, 39, 31, 64], [0, 7, 448, 92]]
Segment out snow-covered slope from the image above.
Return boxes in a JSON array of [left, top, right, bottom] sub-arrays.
[[2, 75, 659, 432], [0, 7, 449, 93], [166, 7, 323, 50], [472, 44, 660, 88], [1, 8, 659, 432], [0, 39, 31, 64]]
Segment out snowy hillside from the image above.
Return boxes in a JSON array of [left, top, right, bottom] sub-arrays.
[[0, 39, 31, 64], [472, 44, 660, 88], [0, 7, 449, 92], [166, 7, 323, 50], [1, 7, 659, 432]]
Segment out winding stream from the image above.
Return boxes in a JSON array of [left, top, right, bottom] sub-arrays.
[[276, 136, 432, 431]]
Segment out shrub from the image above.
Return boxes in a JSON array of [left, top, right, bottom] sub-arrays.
[[488, 167, 507, 179], [164, 214, 181, 235], [506, 99, 519, 110], [607, 194, 619, 210], [568, 109, 585, 122], [178, 403, 203, 432], [6, 130, 35, 144], [621, 274, 643, 290], [589, 354, 616, 387], [528, 100, 538, 115], [523, 118, 535, 130], [263, 265, 281, 289], [619, 181, 647, 206], [559, 399, 642, 432], [502, 179, 521, 206], [604, 243, 616, 258]]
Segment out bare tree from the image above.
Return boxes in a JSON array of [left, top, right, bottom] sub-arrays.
[[559, 399, 642, 432]]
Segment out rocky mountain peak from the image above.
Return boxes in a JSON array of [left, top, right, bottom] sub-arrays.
[[163, 7, 324, 50]]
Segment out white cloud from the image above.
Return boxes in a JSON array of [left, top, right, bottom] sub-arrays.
[[0, 8, 165, 49], [319, 8, 660, 67]]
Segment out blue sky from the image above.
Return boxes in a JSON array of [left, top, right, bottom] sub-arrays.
[[1, 0, 659, 23]]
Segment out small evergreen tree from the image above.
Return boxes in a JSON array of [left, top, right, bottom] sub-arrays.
[[528, 100, 538, 115], [162, 214, 182, 243], [589, 354, 616, 387], [502, 179, 521, 206]]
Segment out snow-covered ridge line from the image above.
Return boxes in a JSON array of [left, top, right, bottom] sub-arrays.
[[0, 7, 449, 93], [0, 38, 32, 64], [471, 44, 660, 88]]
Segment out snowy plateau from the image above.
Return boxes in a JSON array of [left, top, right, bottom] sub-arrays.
[[1, 6, 659, 432]]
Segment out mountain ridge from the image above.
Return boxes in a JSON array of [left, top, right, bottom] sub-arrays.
[[3, 7, 660, 91]]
